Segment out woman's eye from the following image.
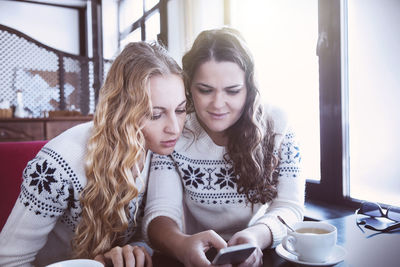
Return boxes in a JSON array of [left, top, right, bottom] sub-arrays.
[[176, 108, 186, 114], [198, 88, 212, 94], [151, 114, 161, 120], [227, 89, 240, 95]]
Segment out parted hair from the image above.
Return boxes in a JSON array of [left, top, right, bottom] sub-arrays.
[[72, 42, 182, 258], [182, 28, 280, 205]]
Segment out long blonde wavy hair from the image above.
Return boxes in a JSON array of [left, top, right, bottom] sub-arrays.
[[72, 42, 182, 258]]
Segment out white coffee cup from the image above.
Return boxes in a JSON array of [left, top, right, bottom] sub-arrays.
[[282, 221, 337, 263], [45, 259, 104, 267]]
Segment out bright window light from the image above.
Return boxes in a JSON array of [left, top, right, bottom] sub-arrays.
[[347, 0, 400, 206], [230, 0, 320, 181]]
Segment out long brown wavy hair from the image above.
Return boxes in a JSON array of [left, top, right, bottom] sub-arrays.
[[182, 28, 280, 205], [72, 42, 182, 258]]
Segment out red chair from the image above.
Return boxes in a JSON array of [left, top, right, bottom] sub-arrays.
[[0, 140, 48, 231]]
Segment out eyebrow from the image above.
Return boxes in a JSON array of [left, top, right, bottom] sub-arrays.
[[195, 82, 243, 89], [153, 100, 186, 110]]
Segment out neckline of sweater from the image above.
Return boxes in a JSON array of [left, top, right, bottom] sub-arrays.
[[185, 113, 226, 155]]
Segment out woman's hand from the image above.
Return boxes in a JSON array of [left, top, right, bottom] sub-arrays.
[[176, 230, 229, 267], [94, 244, 152, 267], [227, 225, 271, 267]]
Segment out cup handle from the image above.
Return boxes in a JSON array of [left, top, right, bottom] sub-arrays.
[[282, 235, 300, 257]]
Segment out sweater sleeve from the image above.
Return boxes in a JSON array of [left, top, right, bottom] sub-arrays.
[[142, 153, 184, 243], [249, 126, 305, 248], [0, 149, 71, 266]]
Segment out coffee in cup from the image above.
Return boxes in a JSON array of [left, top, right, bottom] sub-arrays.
[[295, 227, 331, 234], [282, 221, 337, 263]]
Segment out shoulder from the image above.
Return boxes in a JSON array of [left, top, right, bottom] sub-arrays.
[[46, 121, 93, 147], [36, 121, 93, 183], [263, 104, 290, 135], [37, 121, 93, 168], [44, 121, 92, 157]]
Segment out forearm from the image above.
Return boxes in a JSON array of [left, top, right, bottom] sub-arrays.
[[149, 216, 229, 266], [228, 223, 273, 252], [148, 216, 188, 261], [253, 124, 305, 247], [246, 174, 304, 248]]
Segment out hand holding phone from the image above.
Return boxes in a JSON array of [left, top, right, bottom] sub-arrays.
[[205, 243, 257, 265]]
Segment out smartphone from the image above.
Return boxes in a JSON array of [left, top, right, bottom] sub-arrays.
[[205, 243, 257, 265]]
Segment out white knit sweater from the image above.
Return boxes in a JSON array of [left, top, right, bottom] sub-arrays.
[[0, 122, 150, 267], [143, 106, 305, 248]]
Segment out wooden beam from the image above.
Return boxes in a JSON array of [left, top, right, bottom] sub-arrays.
[[91, 0, 103, 105]]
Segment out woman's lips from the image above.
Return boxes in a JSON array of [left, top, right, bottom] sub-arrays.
[[208, 111, 228, 119], [161, 139, 177, 148]]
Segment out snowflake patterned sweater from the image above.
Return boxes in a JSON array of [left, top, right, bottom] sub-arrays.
[[143, 106, 305, 248], [0, 122, 150, 267]]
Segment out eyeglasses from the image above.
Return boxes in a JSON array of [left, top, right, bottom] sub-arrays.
[[355, 202, 400, 232]]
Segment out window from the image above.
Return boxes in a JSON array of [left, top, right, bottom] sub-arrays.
[[230, 0, 400, 207], [230, 0, 321, 182], [307, 0, 400, 207], [145, 11, 160, 41], [118, 0, 167, 50], [119, 0, 143, 32], [345, 0, 400, 206]]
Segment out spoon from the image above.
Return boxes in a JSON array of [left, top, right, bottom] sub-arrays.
[[277, 215, 295, 232]]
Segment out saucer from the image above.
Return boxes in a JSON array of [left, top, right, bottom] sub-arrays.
[[275, 243, 346, 266]]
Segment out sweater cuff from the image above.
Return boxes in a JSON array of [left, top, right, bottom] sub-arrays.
[[252, 216, 287, 248], [129, 241, 154, 256]]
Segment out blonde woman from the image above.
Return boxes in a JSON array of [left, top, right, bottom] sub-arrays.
[[0, 42, 186, 267]]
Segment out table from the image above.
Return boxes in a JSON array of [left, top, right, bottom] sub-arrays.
[[323, 214, 400, 267], [152, 214, 400, 267]]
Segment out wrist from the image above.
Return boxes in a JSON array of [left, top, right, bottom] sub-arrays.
[[148, 216, 189, 260], [247, 224, 272, 249], [170, 233, 191, 262]]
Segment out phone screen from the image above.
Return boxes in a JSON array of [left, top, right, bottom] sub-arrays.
[[209, 244, 256, 265]]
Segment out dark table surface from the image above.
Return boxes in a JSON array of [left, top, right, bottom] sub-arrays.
[[152, 214, 400, 267]]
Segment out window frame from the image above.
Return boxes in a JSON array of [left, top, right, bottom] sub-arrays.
[[13, 0, 88, 57], [306, 0, 364, 209], [118, 0, 168, 47]]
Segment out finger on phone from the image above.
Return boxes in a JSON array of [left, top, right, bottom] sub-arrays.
[[204, 230, 227, 250], [227, 235, 249, 247], [237, 247, 262, 267]]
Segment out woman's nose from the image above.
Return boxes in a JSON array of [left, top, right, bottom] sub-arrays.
[[165, 115, 180, 134], [211, 92, 225, 109]]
